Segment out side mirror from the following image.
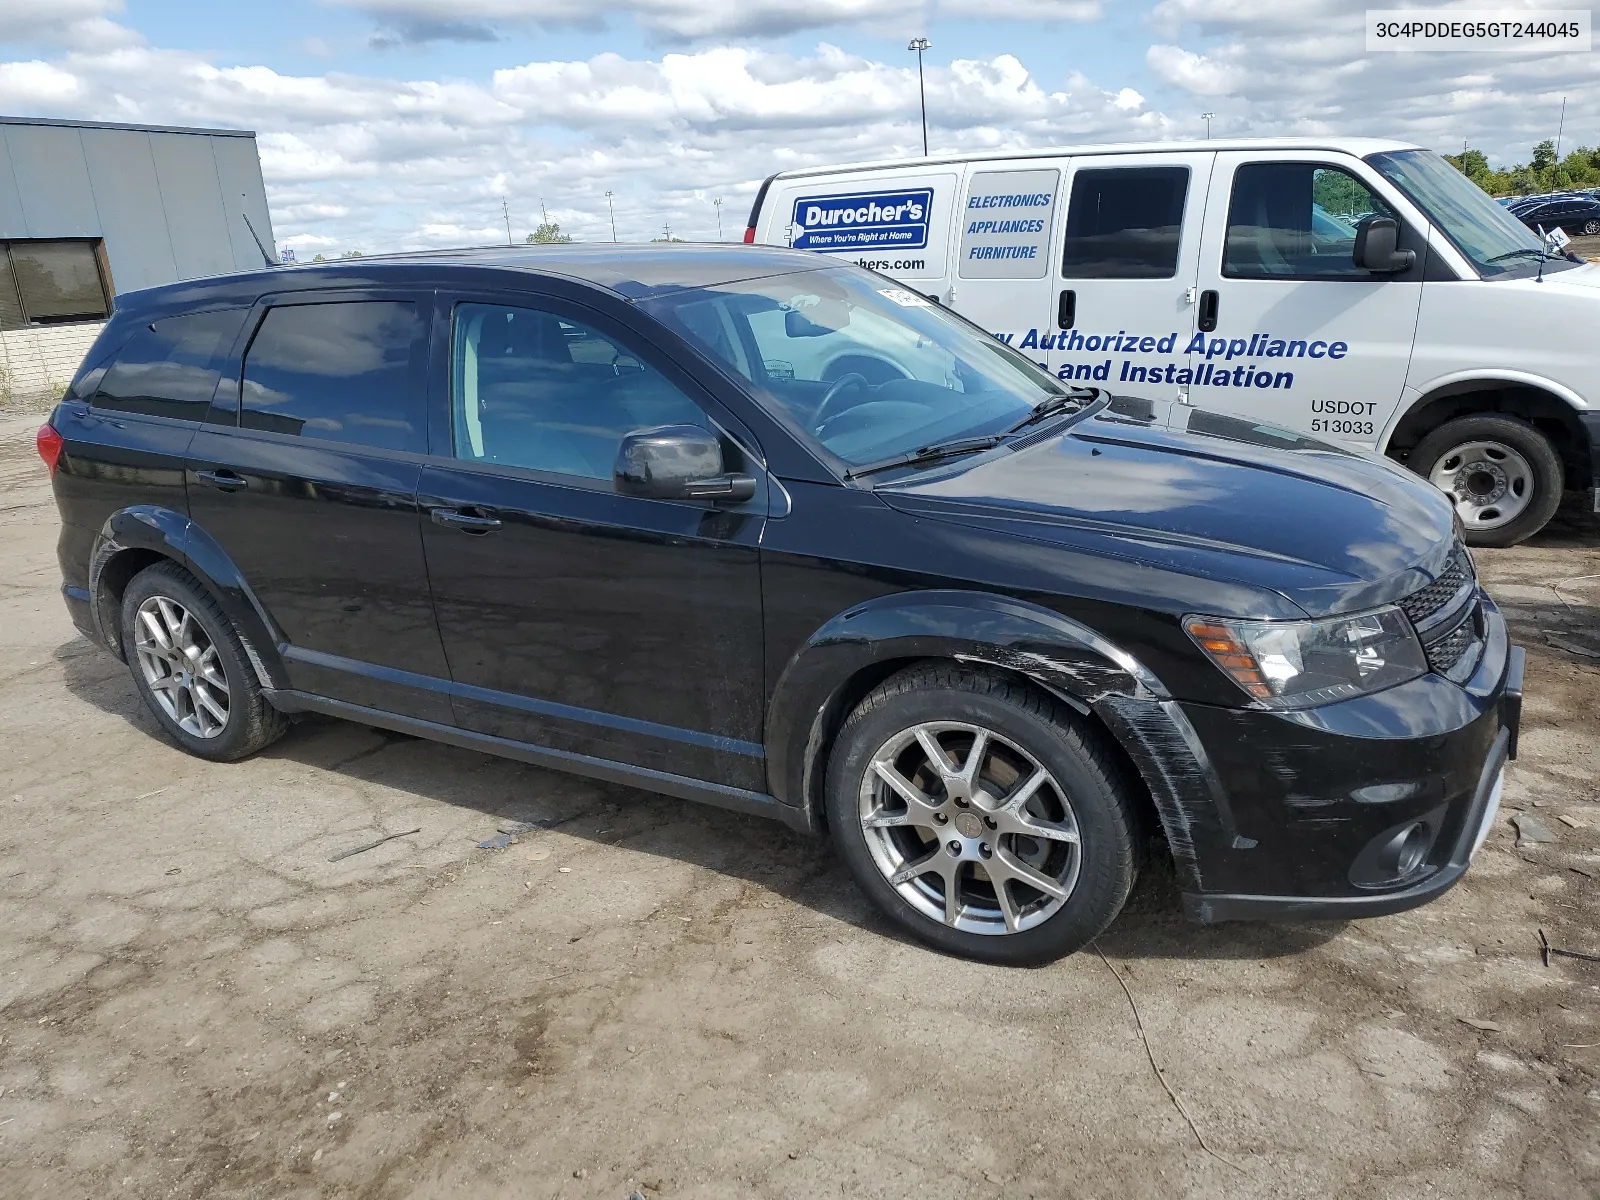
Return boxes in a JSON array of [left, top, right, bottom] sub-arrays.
[[1353, 216, 1416, 273], [613, 424, 756, 503]]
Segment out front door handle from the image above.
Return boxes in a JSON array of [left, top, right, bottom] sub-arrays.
[[1197, 289, 1220, 333], [195, 469, 247, 492], [1057, 289, 1076, 330], [431, 507, 502, 534]]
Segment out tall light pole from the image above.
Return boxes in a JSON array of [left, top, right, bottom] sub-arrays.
[[908, 37, 931, 156], [501, 197, 513, 245], [605, 190, 617, 242], [714, 196, 723, 242], [1201, 112, 1214, 140]]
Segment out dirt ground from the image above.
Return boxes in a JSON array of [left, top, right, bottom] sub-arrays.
[[0, 405, 1596, 1200]]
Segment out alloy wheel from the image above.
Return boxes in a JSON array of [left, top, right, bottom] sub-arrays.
[[857, 721, 1081, 935], [132, 595, 230, 739], [1428, 439, 1534, 531], [1584, 219, 1600, 235]]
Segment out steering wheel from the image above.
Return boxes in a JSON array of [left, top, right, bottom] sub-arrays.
[[812, 373, 870, 433]]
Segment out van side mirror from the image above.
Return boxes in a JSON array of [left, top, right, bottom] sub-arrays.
[[614, 425, 756, 503], [1353, 216, 1415, 273]]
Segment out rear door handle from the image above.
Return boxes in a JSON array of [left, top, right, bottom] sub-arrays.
[[1057, 289, 1076, 330], [195, 469, 247, 492], [1197, 289, 1220, 333], [431, 507, 502, 534]]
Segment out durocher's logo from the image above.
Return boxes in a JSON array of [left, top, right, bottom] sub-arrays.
[[790, 188, 933, 253]]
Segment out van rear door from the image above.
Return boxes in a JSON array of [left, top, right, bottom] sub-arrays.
[[757, 169, 959, 301], [945, 158, 1068, 376]]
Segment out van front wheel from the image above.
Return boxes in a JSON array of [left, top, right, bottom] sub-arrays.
[[1412, 414, 1563, 547]]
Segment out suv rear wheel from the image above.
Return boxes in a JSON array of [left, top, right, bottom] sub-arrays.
[[1411, 414, 1563, 547], [120, 562, 288, 762], [826, 664, 1140, 965]]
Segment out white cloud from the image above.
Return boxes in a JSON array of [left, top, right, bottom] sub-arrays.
[[1142, 0, 1597, 158], [1145, 44, 1243, 96], [0, 37, 1165, 254], [0, 0, 139, 52], [337, 0, 1105, 42]]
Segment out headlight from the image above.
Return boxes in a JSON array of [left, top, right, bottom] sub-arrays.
[[1185, 607, 1427, 709]]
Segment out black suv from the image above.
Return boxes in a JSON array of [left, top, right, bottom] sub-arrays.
[[41, 245, 1522, 964]]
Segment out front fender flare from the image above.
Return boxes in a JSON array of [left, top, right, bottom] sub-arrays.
[[89, 506, 289, 691], [765, 589, 1168, 818]]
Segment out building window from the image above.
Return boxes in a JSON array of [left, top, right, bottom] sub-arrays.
[[0, 239, 113, 332]]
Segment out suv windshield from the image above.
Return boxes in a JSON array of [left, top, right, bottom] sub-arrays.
[[1366, 148, 1561, 278], [640, 267, 1077, 471]]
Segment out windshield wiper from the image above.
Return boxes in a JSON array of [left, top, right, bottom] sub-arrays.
[[1004, 387, 1096, 434], [844, 434, 1006, 481], [1484, 247, 1547, 264]]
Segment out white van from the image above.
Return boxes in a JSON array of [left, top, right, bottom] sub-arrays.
[[745, 138, 1600, 546]]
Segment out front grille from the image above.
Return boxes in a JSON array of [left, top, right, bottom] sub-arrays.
[[1398, 543, 1484, 678], [1397, 545, 1473, 627], [1425, 613, 1478, 673]]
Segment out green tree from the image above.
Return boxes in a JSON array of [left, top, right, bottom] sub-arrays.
[[340, 249, 363, 258], [526, 222, 573, 244], [1531, 139, 1557, 172]]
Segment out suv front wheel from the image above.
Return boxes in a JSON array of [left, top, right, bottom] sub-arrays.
[[120, 561, 288, 762], [826, 664, 1141, 965]]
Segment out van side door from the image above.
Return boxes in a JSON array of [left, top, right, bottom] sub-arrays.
[[1045, 150, 1216, 399], [1189, 152, 1425, 444]]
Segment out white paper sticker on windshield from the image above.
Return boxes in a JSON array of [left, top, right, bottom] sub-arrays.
[[878, 287, 932, 308]]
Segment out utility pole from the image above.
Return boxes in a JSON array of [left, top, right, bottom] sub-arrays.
[[1201, 112, 1214, 140], [501, 197, 512, 246], [605, 190, 617, 242], [714, 197, 723, 242], [908, 37, 931, 156], [1555, 95, 1567, 160]]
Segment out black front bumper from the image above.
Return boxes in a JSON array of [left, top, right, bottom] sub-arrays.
[[1102, 603, 1523, 924]]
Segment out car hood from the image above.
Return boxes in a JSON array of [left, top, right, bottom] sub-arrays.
[[875, 396, 1458, 619]]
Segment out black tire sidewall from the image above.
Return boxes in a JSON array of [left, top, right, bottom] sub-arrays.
[[1412, 414, 1564, 548], [120, 564, 268, 761], [826, 677, 1136, 965]]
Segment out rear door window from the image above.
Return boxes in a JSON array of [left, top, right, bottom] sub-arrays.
[[93, 309, 247, 421], [1061, 167, 1189, 279], [240, 300, 427, 453]]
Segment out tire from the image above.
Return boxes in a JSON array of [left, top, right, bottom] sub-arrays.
[[120, 561, 288, 762], [1583, 219, 1599, 236], [1411, 414, 1563, 548], [825, 664, 1140, 965]]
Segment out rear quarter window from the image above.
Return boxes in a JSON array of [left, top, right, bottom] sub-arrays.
[[239, 301, 427, 453], [91, 309, 248, 421]]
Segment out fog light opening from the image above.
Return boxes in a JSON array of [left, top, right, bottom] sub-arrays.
[[1395, 822, 1429, 878]]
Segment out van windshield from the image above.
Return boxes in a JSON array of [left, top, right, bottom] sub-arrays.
[[1366, 148, 1565, 278], [640, 267, 1077, 471]]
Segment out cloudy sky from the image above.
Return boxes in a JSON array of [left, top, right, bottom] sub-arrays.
[[0, 0, 1594, 255]]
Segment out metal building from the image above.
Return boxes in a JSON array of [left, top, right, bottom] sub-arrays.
[[0, 115, 275, 402]]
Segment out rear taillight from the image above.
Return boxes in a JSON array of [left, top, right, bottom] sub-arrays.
[[36, 424, 63, 475], [743, 226, 756, 244]]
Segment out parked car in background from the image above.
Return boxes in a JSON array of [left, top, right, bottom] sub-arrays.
[[748, 137, 1600, 546], [40, 245, 1521, 965], [1512, 193, 1600, 237]]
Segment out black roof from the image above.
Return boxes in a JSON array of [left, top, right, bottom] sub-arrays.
[[116, 242, 830, 314]]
